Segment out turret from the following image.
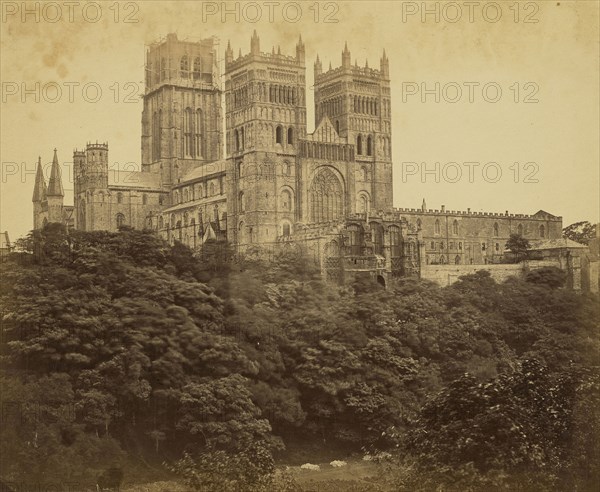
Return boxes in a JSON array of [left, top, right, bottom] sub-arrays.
[[46, 149, 64, 223], [296, 34, 305, 62], [225, 40, 233, 66], [314, 54, 322, 76], [47, 149, 64, 197], [380, 49, 389, 78], [83, 142, 109, 190], [32, 156, 47, 203], [342, 42, 351, 69], [32, 156, 47, 230], [73, 149, 85, 195], [250, 30, 260, 55]]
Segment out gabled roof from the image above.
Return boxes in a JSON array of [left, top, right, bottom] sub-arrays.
[[532, 210, 560, 220], [108, 171, 161, 189], [305, 116, 345, 143], [180, 160, 227, 183]]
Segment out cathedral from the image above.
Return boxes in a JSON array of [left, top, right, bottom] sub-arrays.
[[32, 32, 563, 285]]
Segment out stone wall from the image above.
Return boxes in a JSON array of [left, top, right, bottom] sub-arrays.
[[420, 260, 561, 287]]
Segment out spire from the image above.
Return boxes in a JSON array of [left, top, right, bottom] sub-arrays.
[[314, 54, 322, 75], [47, 149, 64, 197], [380, 48, 389, 77], [296, 33, 305, 62], [365, 58, 369, 68], [225, 40, 233, 65], [277, 45, 281, 55], [421, 198, 427, 211], [342, 42, 351, 69], [250, 30, 260, 55], [32, 156, 47, 202], [238, 48, 242, 59]]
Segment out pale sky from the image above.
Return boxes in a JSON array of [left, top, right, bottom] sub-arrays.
[[1, 0, 599, 241]]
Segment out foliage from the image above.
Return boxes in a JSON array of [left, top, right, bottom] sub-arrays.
[[563, 221, 596, 245], [505, 233, 530, 262], [1, 226, 599, 489], [526, 266, 567, 288]]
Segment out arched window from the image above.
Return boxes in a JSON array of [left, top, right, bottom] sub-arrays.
[[282, 161, 291, 176], [235, 129, 240, 151], [310, 167, 343, 223], [209, 182, 215, 195], [358, 194, 369, 213], [455, 255, 461, 264], [517, 224, 523, 235], [152, 110, 162, 161], [158, 216, 164, 229], [453, 220, 459, 235], [361, 166, 368, 181], [183, 107, 193, 157], [493, 222, 499, 236], [482, 243, 486, 251], [116, 213, 125, 229], [389, 225, 401, 257], [356, 135, 362, 155], [239, 191, 245, 212], [193, 57, 201, 80], [539, 225, 545, 238], [371, 223, 384, 255], [195, 109, 203, 157], [366, 135, 372, 156], [459, 242, 463, 250], [183, 189, 189, 202], [142, 193, 148, 205], [335, 120, 340, 134], [180, 55, 189, 78], [416, 219, 422, 230], [78, 199, 86, 230], [275, 125, 283, 144], [434, 219, 440, 235], [495, 242, 500, 252], [287, 127, 293, 145], [280, 189, 292, 210], [347, 224, 364, 255], [282, 222, 291, 237], [117, 192, 123, 204]]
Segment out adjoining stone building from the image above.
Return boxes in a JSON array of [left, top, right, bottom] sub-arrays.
[[32, 32, 567, 286]]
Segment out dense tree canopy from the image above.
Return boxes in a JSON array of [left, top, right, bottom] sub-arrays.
[[1, 225, 598, 490]]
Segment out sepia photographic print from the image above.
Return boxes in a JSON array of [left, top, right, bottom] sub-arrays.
[[1, 1, 599, 490]]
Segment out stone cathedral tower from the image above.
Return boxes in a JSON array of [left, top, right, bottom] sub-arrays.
[[314, 44, 392, 212], [224, 31, 307, 247], [141, 33, 223, 189]]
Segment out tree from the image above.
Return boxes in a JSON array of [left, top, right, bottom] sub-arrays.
[[505, 233, 530, 263], [525, 266, 567, 288], [563, 221, 596, 245]]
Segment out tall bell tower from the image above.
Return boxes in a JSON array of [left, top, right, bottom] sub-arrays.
[[141, 33, 223, 188], [224, 31, 307, 249], [313, 44, 392, 211]]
